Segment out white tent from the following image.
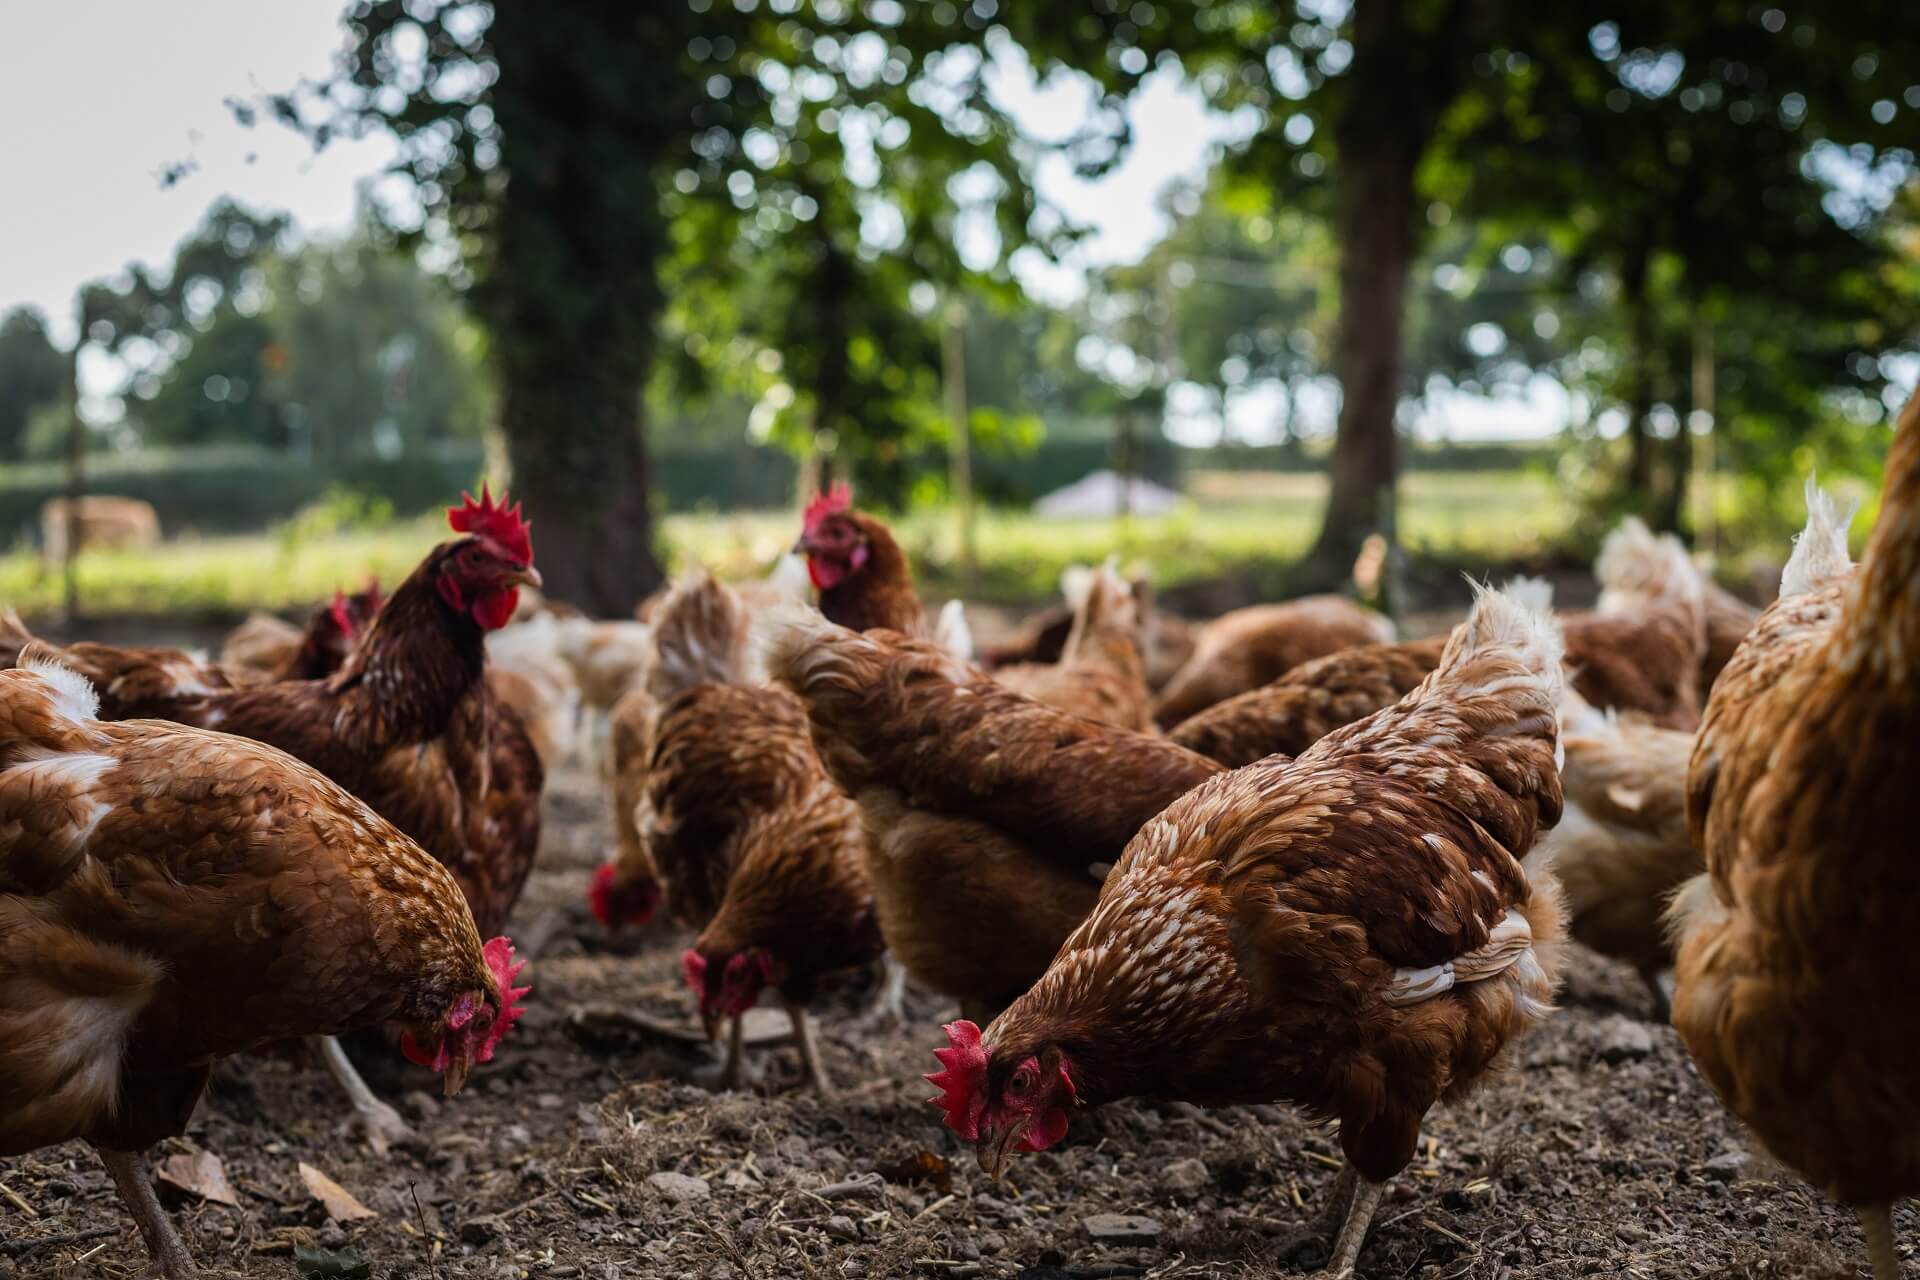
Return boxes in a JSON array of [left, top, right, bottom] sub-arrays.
[[1033, 469, 1183, 518]]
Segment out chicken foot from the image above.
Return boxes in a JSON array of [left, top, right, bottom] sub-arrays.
[[311, 1035, 415, 1154], [1319, 1174, 1387, 1279], [1860, 1204, 1901, 1280], [785, 998, 832, 1094], [1276, 1162, 1355, 1268], [95, 1146, 196, 1279]]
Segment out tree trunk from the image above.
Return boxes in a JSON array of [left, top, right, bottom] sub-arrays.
[[1621, 239, 1657, 504], [1307, 136, 1416, 584], [1302, 0, 1462, 593], [501, 387, 664, 613], [482, 3, 674, 615]]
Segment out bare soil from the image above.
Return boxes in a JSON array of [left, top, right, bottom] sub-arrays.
[[0, 680, 1905, 1280]]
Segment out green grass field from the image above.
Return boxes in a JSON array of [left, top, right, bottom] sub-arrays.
[[0, 467, 1677, 617]]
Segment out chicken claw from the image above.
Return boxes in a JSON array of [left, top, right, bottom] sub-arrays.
[[312, 1035, 417, 1154]]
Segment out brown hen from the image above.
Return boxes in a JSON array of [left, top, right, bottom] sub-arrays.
[[1168, 632, 1449, 767], [1671, 393, 1920, 1280], [1151, 594, 1395, 729], [762, 607, 1223, 1023], [929, 584, 1566, 1277], [994, 561, 1154, 731], [0, 654, 526, 1278]]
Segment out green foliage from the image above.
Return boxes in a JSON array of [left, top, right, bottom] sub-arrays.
[[0, 308, 67, 462]]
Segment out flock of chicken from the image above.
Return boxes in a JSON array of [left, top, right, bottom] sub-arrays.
[[0, 390, 1914, 1279]]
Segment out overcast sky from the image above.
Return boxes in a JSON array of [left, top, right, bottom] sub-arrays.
[[0, 2, 1576, 440]]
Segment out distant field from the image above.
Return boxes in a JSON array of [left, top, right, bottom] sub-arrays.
[[0, 469, 1580, 616]]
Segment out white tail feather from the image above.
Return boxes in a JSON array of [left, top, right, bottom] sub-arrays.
[[21, 656, 100, 724], [935, 599, 974, 663], [1502, 575, 1556, 616], [1781, 476, 1856, 598]]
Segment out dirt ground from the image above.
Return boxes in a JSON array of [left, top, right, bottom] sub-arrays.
[[1, 760, 1905, 1280]]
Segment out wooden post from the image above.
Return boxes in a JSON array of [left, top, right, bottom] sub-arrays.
[[62, 310, 85, 627], [943, 299, 974, 578], [1691, 314, 1715, 557]]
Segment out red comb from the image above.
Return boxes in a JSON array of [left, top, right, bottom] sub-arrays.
[[926, 1020, 989, 1141], [681, 948, 708, 996], [448, 484, 533, 566], [802, 482, 853, 533], [477, 936, 530, 1063], [327, 589, 354, 638]]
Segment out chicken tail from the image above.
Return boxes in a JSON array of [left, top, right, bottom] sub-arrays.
[[935, 599, 975, 663], [1780, 477, 1857, 600], [1596, 517, 1705, 622], [644, 569, 753, 700], [1440, 578, 1566, 703], [1060, 559, 1139, 665]]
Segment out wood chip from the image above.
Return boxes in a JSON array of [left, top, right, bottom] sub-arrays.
[[299, 1163, 377, 1222]]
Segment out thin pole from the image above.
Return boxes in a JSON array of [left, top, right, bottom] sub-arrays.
[[943, 299, 973, 578], [62, 306, 85, 627]]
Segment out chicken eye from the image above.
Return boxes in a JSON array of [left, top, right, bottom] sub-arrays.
[[1009, 1066, 1034, 1095]]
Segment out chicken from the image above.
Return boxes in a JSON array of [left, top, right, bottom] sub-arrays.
[[761, 607, 1223, 1022], [0, 653, 527, 1278], [1531, 689, 1696, 1018], [927, 583, 1566, 1277], [1670, 394, 1920, 1280], [487, 613, 584, 768], [220, 583, 386, 684], [983, 567, 1197, 693], [1168, 633, 1449, 768], [1151, 594, 1396, 730], [793, 483, 928, 637], [1560, 520, 1709, 729], [992, 562, 1154, 731], [595, 572, 881, 1089], [5, 489, 545, 1146]]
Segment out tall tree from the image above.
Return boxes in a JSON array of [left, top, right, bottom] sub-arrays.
[[0, 308, 67, 461], [271, 2, 1135, 609]]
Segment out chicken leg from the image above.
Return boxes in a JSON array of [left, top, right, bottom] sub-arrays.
[[719, 1014, 747, 1090], [1320, 1174, 1387, 1279], [311, 1035, 414, 1154], [862, 954, 909, 1028], [785, 998, 832, 1094], [95, 1146, 196, 1279], [1278, 1162, 1355, 1268], [1860, 1204, 1900, 1280]]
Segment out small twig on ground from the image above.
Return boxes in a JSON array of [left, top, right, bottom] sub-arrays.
[[0, 1227, 118, 1257], [409, 1183, 439, 1280], [0, 1180, 37, 1216], [810, 1174, 884, 1201]]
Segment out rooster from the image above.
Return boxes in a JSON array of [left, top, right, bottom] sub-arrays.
[[1151, 595, 1396, 730], [993, 561, 1154, 731], [1168, 633, 1449, 768], [761, 607, 1222, 1022], [6, 489, 544, 1147], [0, 653, 527, 1279], [928, 583, 1566, 1277], [1671, 391, 1920, 1280]]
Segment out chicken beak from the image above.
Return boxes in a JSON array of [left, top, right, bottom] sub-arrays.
[[442, 1054, 472, 1098], [792, 535, 815, 555], [700, 1008, 722, 1042], [508, 565, 543, 590], [976, 1119, 1027, 1183]]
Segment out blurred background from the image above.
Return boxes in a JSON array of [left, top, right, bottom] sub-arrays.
[[1, 0, 1915, 623]]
